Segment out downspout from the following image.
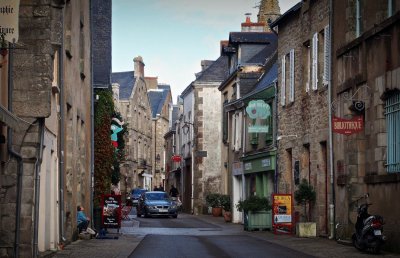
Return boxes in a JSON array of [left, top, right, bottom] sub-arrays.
[[89, 0, 94, 225], [274, 81, 279, 193], [7, 41, 23, 258], [33, 118, 45, 258], [241, 110, 246, 223], [59, 6, 66, 244], [328, 0, 336, 240]]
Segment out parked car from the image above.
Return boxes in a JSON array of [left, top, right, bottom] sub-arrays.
[[136, 191, 178, 218], [127, 188, 147, 206]]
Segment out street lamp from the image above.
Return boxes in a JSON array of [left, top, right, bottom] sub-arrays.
[[276, 134, 298, 141], [182, 121, 194, 135]]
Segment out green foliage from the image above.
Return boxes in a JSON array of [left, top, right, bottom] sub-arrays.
[[206, 193, 222, 208], [294, 179, 316, 205], [294, 179, 316, 222], [220, 194, 231, 211], [236, 195, 271, 212]]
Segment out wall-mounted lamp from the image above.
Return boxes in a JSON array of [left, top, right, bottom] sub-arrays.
[[182, 121, 194, 135], [277, 134, 298, 141]]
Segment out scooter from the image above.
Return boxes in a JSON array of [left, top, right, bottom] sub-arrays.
[[352, 193, 386, 254]]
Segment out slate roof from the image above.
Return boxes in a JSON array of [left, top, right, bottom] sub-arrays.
[[111, 71, 136, 100], [148, 88, 170, 118], [171, 105, 179, 126], [270, 2, 302, 27], [247, 39, 278, 64], [229, 32, 277, 44], [195, 55, 229, 83]]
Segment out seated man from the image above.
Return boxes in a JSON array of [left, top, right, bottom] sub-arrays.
[[77, 205, 90, 233]]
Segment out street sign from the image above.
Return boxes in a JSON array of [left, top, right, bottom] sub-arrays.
[[171, 155, 182, 162], [272, 194, 293, 235]]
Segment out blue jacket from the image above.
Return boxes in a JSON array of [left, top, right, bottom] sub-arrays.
[[77, 211, 88, 224]]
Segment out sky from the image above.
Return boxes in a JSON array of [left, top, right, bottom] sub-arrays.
[[112, 0, 299, 102]]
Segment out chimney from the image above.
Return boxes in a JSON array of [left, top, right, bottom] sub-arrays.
[[133, 56, 145, 78], [112, 83, 120, 101], [241, 13, 265, 32]]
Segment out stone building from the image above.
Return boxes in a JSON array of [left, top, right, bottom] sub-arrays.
[[148, 84, 172, 188], [271, 0, 331, 236], [219, 22, 277, 223], [0, 1, 94, 257], [111, 56, 153, 193], [332, 0, 400, 251], [179, 56, 229, 214]]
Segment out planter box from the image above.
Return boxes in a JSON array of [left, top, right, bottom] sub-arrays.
[[244, 210, 272, 231], [296, 222, 316, 237]]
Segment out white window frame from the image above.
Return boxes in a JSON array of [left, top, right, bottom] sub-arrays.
[[323, 25, 330, 86], [281, 55, 286, 106], [312, 33, 318, 90], [289, 49, 295, 102]]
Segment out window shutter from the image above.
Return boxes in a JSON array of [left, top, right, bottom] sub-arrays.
[[237, 112, 242, 149], [323, 25, 330, 86], [312, 32, 318, 90], [281, 55, 286, 106], [289, 49, 295, 102], [231, 114, 235, 150], [306, 46, 310, 93]]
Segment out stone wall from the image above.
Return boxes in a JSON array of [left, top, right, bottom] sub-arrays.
[[277, 0, 330, 235]]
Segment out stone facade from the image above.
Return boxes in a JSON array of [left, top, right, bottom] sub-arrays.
[[0, 1, 93, 257], [274, 0, 330, 235], [332, 0, 400, 252], [112, 57, 153, 193]]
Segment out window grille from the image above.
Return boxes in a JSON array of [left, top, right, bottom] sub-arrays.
[[385, 92, 400, 173]]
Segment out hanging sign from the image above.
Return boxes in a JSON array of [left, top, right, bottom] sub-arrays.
[[272, 194, 293, 235], [171, 155, 182, 162], [0, 0, 20, 43], [246, 100, 271, 133], [332, 115, 363, 135]]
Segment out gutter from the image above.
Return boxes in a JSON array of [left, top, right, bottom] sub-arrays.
[[328, 0, 336, 240], [89, 0, 94, 227]]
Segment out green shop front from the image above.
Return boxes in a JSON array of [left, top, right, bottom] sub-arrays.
[[242, 151, 275, 230]]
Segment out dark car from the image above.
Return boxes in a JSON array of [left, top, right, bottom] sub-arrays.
[[136, 191, 178, 218], [127, 188, 147, 206]]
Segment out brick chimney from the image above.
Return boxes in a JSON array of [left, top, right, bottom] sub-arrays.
[[133, 56, 145, 78], [241, 13, 265, 32]]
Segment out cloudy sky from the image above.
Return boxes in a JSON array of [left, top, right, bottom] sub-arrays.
[[112, 0, 299, 102]]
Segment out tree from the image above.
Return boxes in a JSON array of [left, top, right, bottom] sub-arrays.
[[294, 179, 316, 222]]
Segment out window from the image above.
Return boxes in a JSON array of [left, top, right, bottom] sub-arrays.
[[281, 49, 295, 106], [311, 33, 318, 90], [356, 0, 363, 37], [323, 25, 330, 86], [303, 41, 311, 93], [385, 92, 400, 173]]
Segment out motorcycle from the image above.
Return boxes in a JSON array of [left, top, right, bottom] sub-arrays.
[[352, 193, 387, 254]]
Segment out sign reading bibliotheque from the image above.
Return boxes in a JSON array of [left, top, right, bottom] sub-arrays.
[[332, 115, 363, 135], [0, 0, 20, 43]]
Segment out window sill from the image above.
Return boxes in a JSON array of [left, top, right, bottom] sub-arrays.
[[364, 173, 400, 184]]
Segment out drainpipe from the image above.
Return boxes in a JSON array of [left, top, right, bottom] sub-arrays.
[[59, 6, 66, 244], [274, 81, 279, 193], [7, 41, 23, 258], [328, 0, 336, 240], [33, 118, 45, 258]]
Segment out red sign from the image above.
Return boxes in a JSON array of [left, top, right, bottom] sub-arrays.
[[171, 155, 182, 162], [332, 116, 363, 135]]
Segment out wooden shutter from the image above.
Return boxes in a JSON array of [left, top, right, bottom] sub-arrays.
[[323, 25, 330, 86], [281, 55, 286, 106], [312, 32, 318, 90], [289, 49, 295, 102]]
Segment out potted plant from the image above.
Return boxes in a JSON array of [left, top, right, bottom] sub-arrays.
[[236, 195, 272, 231], [294, 179, 317, 237], [206, 193, 222, 217], [220, 194, 232, 222]]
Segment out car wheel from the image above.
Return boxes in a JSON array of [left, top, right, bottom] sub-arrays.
[[172, 214, 178, 218], [144, 209, 149, 218]]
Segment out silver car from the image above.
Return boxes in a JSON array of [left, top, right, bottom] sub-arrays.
[[136, 191, 178, 218]]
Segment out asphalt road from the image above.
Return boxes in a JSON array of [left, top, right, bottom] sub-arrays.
[[128, 210, 314, 258]]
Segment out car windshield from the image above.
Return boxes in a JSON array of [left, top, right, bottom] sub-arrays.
[[146, 192, 169, 200], [132, 189, 146, 195]]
